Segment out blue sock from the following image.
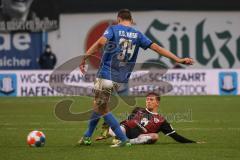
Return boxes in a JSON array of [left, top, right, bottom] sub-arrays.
[[84, 111, 101, 137], [103, 113, 128, 142]]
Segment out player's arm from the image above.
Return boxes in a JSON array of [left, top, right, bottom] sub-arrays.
[[149, 43, 194, 65], [79, 36, 108, 73], [168, 132, 196, 143], [159, 120, 196, 143]]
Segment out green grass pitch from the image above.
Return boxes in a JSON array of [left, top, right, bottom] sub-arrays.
[[0, 96, 240, 160]]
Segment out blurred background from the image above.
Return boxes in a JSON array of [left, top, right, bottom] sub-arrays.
[[0, 0, 240, 96]]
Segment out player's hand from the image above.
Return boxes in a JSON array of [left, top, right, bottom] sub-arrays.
[[79, 60, 86, 74], [178, 58, 194, 65]]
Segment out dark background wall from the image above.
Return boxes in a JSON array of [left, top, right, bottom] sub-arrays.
[[60, 0, 240, 12], [32, 0, 240, 14]]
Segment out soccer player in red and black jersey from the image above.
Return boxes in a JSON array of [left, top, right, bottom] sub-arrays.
[[97, 92, 202, 145]]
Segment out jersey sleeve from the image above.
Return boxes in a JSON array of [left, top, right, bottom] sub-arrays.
[[158, 120, 176, 136], [139, 32, 153, 50], [103, 26, 114, 40], [159, 120, 196, 143]]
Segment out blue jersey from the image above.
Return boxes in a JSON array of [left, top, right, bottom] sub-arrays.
[[97, 24, 152, 83]]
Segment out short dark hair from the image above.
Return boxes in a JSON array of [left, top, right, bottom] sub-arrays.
[[146, 92, 161, 102], [117, 9, 132, 21]]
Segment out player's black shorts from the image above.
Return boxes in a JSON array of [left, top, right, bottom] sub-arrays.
[[124, 125, 143, 139]]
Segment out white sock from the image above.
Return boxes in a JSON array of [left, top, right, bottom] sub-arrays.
[[129, 135, 152, 144]]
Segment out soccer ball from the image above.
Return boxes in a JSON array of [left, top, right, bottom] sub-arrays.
[[27, 130, 46, 147]]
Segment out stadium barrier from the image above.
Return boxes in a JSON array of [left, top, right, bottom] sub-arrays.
[[0, 69, 239, 97]]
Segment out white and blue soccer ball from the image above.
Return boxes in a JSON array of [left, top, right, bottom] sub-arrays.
[[27, 130, 46, 147]]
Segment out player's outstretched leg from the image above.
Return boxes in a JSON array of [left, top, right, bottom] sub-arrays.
[[103, 113, 131, 147], [77, 111, 101, 145], [129, 133, 159, 144], [77, 83, 107, 146]]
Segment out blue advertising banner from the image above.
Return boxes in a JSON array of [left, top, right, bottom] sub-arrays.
[[0, 32, 43, 69]]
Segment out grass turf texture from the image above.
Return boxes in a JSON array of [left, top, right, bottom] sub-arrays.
[[0, 96, 240, 160]]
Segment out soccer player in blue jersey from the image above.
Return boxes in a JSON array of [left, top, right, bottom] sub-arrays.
[[78, 9, 194, 147]]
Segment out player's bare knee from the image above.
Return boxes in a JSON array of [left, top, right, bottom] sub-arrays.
[[151, 133, 159, 141], [147, 134, 159, 144], [95, 98, 106, 107]]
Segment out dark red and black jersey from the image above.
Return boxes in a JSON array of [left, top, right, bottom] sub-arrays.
[[120, 107, 175, 139]]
